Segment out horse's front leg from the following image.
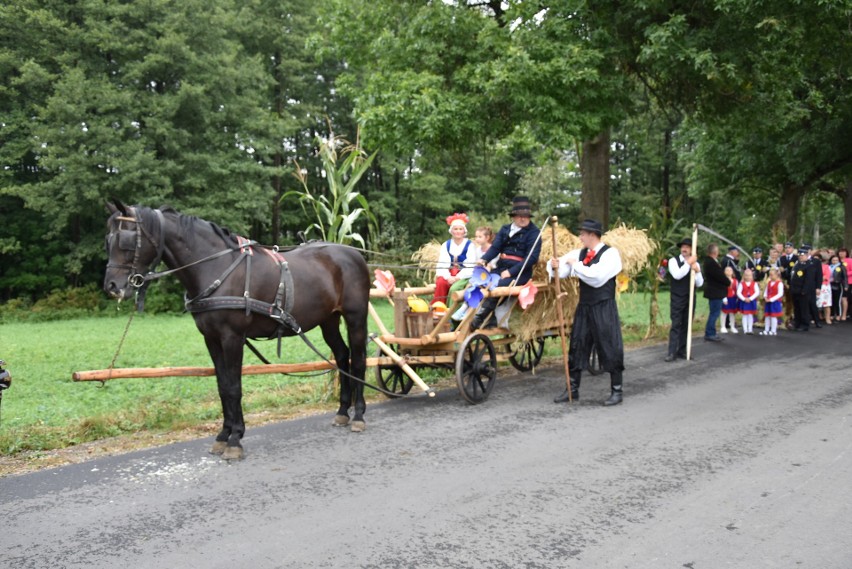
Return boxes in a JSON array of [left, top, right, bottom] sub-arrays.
[[205, 333, 247, 460]]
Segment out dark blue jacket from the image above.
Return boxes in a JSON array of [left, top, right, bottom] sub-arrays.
[[481, 222, 541, 284]]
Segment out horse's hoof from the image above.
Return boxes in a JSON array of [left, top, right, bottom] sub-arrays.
[[221, 445, 244, 461], [332, 414, 350, 427], [350, 421, 366, 433], [210, 441, 227, 455]]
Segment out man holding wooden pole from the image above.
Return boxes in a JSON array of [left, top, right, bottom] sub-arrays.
[[665, 236, 703, 362], [550, 219, 625, 407]]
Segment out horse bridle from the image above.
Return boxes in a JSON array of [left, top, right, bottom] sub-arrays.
[[106, 206, 166, 296]]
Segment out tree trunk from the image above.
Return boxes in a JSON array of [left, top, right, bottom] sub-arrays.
[[661, 128, 672, 220], [773, 182, 806, 240], [845, 177, 852, 248], [580, 130, 610, 227]]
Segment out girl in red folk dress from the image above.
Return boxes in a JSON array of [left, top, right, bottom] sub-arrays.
[[761, 268, 784, 336], [721, 266, 739, 334], [737, 268, 760, 334]]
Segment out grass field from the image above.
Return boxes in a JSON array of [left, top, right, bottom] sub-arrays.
[[0, 291, 695, 458]]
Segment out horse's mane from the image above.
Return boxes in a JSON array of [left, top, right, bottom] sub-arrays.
[[156, 205, 239, 248]]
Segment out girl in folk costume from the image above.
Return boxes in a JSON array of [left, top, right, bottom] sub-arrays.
[[474, 226, 496, 269], [761, 268, 784, 335], [721, 266, 739, 333], [737, 268, 760, 334], [432, 213, 480, 307]]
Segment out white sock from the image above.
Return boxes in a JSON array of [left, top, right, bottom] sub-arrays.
[[770, 317, 778, 334]]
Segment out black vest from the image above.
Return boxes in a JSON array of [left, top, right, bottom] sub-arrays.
[[578, 245, 616, 305], [668, 256, 693, 299]]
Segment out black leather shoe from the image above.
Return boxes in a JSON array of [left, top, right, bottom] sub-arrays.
[[553, 389, 579, 403], [664, 354, 676, 362], [704, 336, 723, 342], [814, 323, 823, 329], [603, 391, 623, 406]]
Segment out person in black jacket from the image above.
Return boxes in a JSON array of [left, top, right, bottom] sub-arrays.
[[702, 243, 731, 342], [472, 196, 541, 329], [780, 241, 798, 329], [804, 244, 823, 328], [790, 247, 814, 331], [720, 246, 742, 281], [746, 247, 767, 283]]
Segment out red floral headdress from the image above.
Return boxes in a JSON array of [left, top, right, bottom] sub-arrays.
[[446, 212, 470, 227]]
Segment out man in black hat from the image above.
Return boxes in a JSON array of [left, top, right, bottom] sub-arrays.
[[780, 241, 797, 329], [472, 196, 541, 329], [790, 246, 815, 331], [746, 247, 766, 282], [550, 219, 625, 406], [804, 244, 823, 328], [665, 237, 704, 361], [720, 245, 741, 281]]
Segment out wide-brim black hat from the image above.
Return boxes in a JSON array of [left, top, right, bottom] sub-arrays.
[[578, 218, 603, 236], [676, 237, 693, 248], [508, 196, 532, 217]]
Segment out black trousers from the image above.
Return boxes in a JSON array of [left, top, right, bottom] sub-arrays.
[[793, 292, 811, 329], [668, 294, 694, 357], [569, 299, 624, 374]]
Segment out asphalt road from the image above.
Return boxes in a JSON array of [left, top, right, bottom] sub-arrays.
[[3, 324, 852, 569]]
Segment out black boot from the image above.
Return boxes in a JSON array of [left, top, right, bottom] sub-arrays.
[[603, 389, 623, 406], [554, 372, 581, 403], [470, 299, 497, 331], [603, 371, 623, 406]]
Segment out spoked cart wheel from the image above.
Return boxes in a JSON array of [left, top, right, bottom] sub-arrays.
[[374, 344, 414, 398], [455, 333, 497, 404], [508, 337, 545, 372]]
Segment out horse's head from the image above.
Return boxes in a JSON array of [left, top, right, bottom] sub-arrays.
[[104, 200, 164, 300]]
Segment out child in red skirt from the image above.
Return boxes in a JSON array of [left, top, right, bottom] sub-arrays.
[[737, 268, 760, 334], [761, 268, 784, 335]]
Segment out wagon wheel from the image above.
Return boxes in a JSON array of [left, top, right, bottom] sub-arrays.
[[374, 344, 414, 398], [508, 337, 545, 372], [455, 333, 497, 404]]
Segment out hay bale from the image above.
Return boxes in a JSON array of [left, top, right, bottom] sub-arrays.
[[412, 241, 442, 282], [600, 224, 656, 277]]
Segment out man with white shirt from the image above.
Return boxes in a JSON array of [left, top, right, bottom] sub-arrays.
[[666, 237, 704, 362], [550, 219, 625, 406]]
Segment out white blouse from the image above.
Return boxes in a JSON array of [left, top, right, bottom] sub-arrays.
[[436, 239, 479, 279]]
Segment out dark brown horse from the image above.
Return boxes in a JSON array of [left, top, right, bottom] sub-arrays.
[[104, 202, 371, 460]]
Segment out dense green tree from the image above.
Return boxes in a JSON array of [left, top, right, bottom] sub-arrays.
[[0, 0, 272, 297]]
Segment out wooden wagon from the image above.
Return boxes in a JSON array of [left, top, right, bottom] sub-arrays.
[[366, 282, 561, 404]]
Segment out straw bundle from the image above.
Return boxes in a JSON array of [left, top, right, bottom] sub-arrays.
[[600, 224, 656, 277], [412, 241, 442, 282]]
